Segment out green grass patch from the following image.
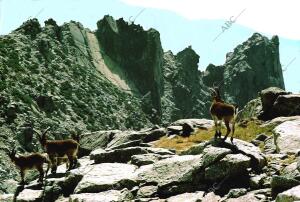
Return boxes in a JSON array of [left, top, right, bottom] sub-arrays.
[[153, 119, 275, 153]]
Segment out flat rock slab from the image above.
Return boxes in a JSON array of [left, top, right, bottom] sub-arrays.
[[166, 191, 204, 202], [136, 155, 203, 187], [226, 193, 260, 202], [16, 189, 43, 202], [0, 194, 14, 202], [170, 119, 214, 130], [74, 163, 137, 193], [276, 185, 300, 202], [70, 189, 134, 202], [274, 119, 300, 154]]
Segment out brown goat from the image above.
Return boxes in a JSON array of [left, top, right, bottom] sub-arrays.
[[209, 87, 238, 143], [7, 149, 49, 184], [34, 127, 79, 174]]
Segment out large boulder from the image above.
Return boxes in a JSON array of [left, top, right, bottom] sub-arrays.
[[260, 87, 288, 112], [136, 155, 205, 195], [74, 163, 138, 193], [257, 88, 300, 120], [182, 138, 267, 170], [273, 119, 300, 154], [204, 154, 251, 181], [16, 189, 43, 202], [271, 176, 300, 194], [276, 185, 300, 202]]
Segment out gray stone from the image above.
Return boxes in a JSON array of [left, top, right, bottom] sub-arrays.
[[90, 147, 174, 164], [170, 119, 214, 130], [205, 154, 251, 181], [226, 193, 260, 202], [276, 185, 300, 202], [74, 163, 137, 193], [260, 87, 288, 112], [69, 188, 134, 202], [273, 118, 300, 154], [166, 191, 204, 202], [16, 189, 43, 202], [106, 131, 146, 150], [271, 175, 300, 194], [167, 126, 182, 135], [0, 194, 14, 202], [181, 141, 210, 155], [249, 174, 267, 190], [225, 138, 267, 170], [137, 155, 203, 186], [137, 186, 158, 198], [131, 153, 166, 166], [80, 130, 121, 153], [201, 146, 232, 167], [202, 192, 221, 202], [226, 188, 247, 198], [90, 147, 148, 163], [143, 128, 167, 143]]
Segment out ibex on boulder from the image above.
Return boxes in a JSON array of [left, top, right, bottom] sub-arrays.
[[209, 86, 238, 143], [34, 127, 79, 174], [7, 149, 50, 184]]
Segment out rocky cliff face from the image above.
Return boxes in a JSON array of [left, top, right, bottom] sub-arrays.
[[203, 33, 285, 107], [96, 16, 164, 123], [161, 48, 210, 123]]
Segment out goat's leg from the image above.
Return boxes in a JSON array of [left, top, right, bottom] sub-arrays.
[[213, 118, 219, 139], [222, 120, 231, 142], [49, 155, 57, 174], [217, 120, 222, 137], [231, 120, 236, 143], [20, 170, 25, 185], [67, 155, 73, 171], [37, 166, 44, 183], [72, 156, 78, 169]]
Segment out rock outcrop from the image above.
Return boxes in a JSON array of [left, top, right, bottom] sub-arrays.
[[203, 33, 285, 107], [1, 117, 300, 201], [239, 87, 300, 121]]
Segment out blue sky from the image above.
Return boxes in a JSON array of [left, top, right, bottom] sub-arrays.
[[0, 0, 299, 92]]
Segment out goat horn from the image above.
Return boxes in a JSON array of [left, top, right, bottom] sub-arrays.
[[209, 87, 217, 95], [41, 127, 51, 138], [33, 129, 42, 140]]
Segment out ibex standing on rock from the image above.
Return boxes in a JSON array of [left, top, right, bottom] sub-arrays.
[[34, 127, 80, 174], [7, 149, 50, 184], [209, 87, 238, 143]]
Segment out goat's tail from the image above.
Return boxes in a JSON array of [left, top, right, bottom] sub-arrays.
[[231, 106, 239, 142]]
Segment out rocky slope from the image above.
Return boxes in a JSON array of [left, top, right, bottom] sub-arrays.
[[1, 115, 300, 201]]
